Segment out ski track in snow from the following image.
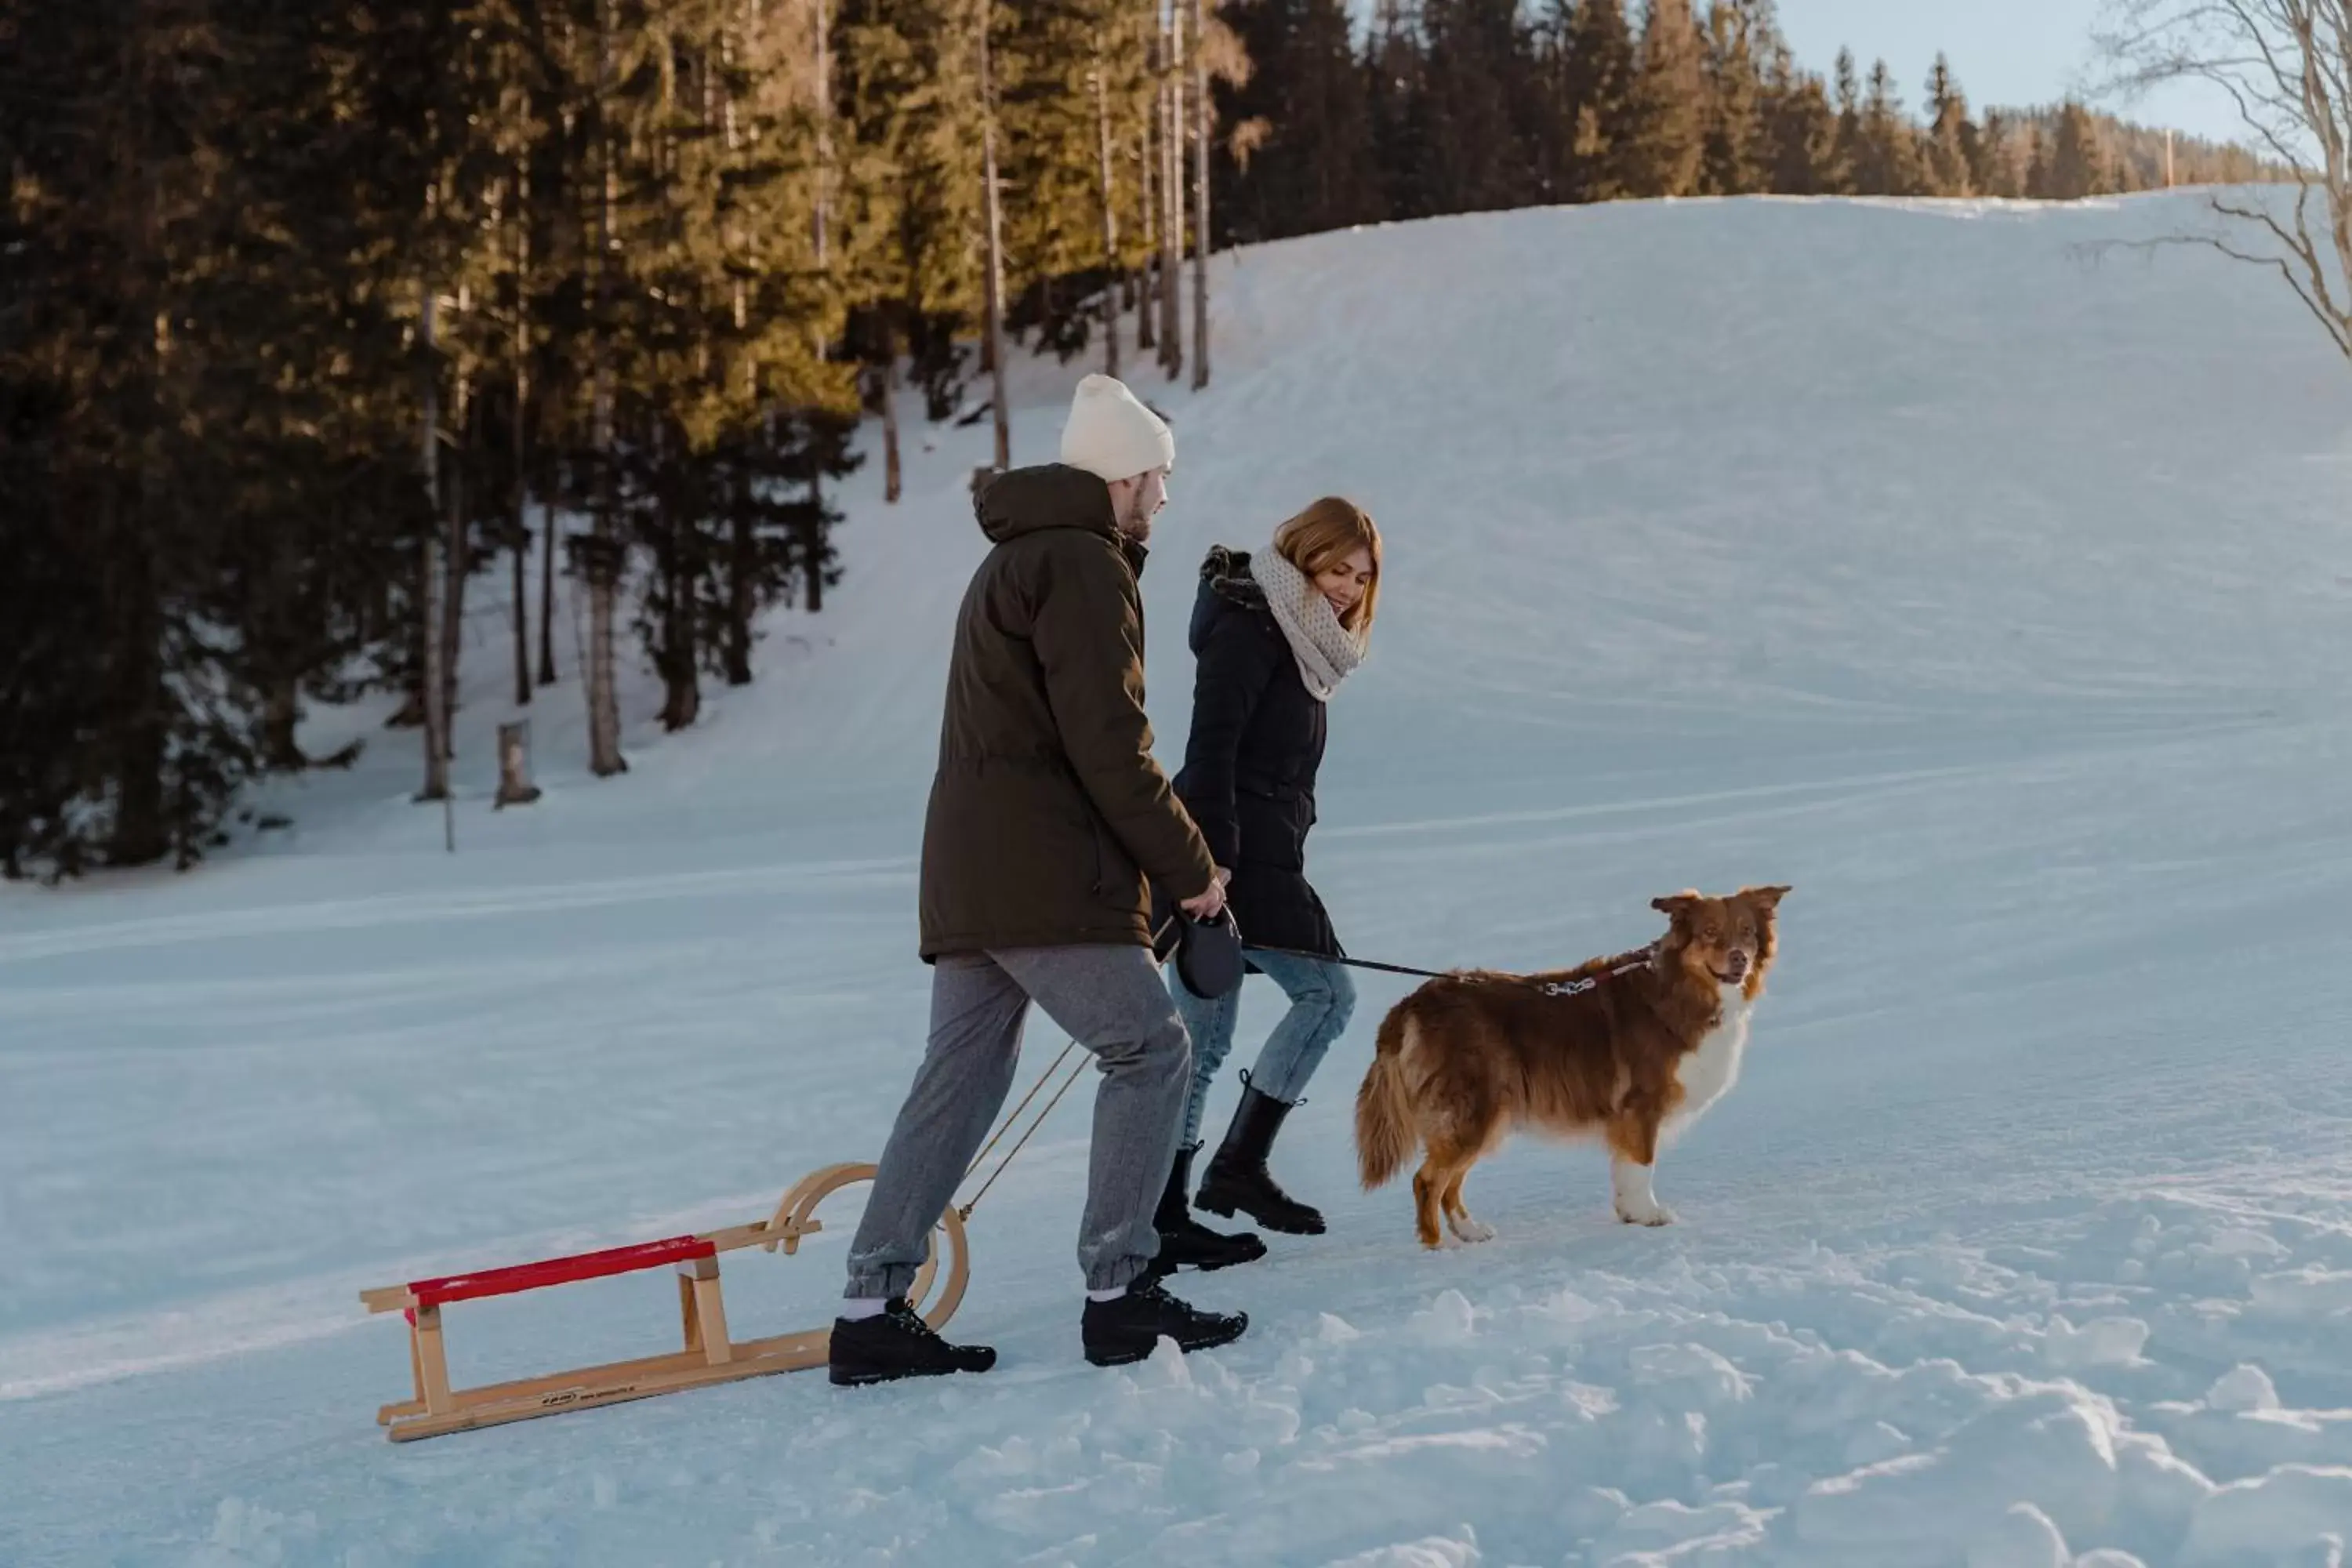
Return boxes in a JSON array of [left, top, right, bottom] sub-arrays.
[[8, 192, 2352, 1564]]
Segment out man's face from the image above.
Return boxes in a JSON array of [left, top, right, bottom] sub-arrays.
[[1111, 467, 1171, 545]]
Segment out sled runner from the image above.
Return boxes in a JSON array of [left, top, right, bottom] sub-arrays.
[[360, 1161, 968, 1442]]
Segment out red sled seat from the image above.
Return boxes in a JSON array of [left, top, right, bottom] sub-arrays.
[[405, 1234, 718, 1312]]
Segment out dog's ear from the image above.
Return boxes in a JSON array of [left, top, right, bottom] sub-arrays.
[[1740, 884, 1791, 911], [1651, 891, 1702, 921]]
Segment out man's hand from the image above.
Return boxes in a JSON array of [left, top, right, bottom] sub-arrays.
[[1179, 868, 1231, 921]]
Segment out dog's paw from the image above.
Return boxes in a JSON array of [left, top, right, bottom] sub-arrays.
[[1615, 1202, 1676, 1227], [1450, 1217, 1497, 1244]]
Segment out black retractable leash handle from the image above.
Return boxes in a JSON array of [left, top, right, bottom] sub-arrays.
[[1171, 906, 1247, 1000]]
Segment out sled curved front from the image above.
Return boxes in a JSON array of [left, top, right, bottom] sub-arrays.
[[361, 1159, 971, 1442], [760, 1159, 971, 1330]]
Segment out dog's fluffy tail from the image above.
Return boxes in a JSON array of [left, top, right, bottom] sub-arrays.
[[1356, 1004, 1417, 1190]]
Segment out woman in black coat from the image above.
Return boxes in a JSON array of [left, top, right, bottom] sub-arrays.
[[1156, 498, 1382, 1270]]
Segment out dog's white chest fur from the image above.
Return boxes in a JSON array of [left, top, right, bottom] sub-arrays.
[[1666, 985, 1753, 1139]]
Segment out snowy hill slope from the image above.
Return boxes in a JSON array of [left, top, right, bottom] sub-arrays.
[[8, 193, 2352, 1565]]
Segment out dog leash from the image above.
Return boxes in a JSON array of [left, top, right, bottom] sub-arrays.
[[953, 924, 1650, 1221], [1243, 942, 1657, 998]]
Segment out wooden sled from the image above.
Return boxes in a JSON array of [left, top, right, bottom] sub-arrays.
[[360, 1161, 968, 1442]]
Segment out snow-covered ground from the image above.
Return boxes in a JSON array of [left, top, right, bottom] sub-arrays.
[[8, 191, 2352, 1566]]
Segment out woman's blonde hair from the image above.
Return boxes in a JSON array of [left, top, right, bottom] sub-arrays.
[[1272, 497, 1382, 634]]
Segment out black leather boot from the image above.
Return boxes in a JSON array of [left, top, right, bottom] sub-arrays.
[[1152, 1143, 1267, 1272], [1196, 1082, 1325, 1235]]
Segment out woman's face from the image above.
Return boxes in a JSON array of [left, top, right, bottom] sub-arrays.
[[1312, 547, 1375, 617]]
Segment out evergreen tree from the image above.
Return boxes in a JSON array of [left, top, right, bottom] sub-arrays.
[[1700, 0, 1770, 196], [1851, 57, 1926, 196], [1621, 0, 1706, 198], [0, 0, 444, 873], [1000, 0, 1129, 341], [1756, 36, 1841, 194], [1975, 108, 2024, 198], [837, 0, 987, 470], [1417, 0, 1542, 215], [1365, 0, 1433, 220], [1218, 0, 1380, 242], [1923, 53, 1974, 197], [1559, 0, 1639, 202], [2042, 100, 2108, 201], [1830, 47, 1861, 190]]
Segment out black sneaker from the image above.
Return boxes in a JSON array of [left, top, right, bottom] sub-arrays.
[[1081, 1280, 1249, 1367], [828, 1298, 997, 1387]]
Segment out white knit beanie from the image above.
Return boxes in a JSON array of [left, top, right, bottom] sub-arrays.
[[1058, 374, 1174, 484]]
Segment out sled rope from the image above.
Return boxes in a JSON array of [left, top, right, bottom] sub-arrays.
[[956, 1049, 1091, 1222], [959, 1037, 1079, 1190], [954, 916, 1182, 1221]]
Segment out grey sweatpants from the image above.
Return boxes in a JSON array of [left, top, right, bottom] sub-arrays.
[[844, 942, 1192, 1298]]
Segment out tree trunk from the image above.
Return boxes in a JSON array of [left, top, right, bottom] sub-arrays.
[[659, 472, 699, 731], [726, 467, 755, 685], [512, 162, 533, 708], [585, 0, 626, 777], [813, 0, 830, 266], [881, 336, 903, 503], [259, 504, 307, 771], [1160, 2, 1185, 379], [440, 372, 469, 757], [109, 485, 169, 866], [494, 720, 543, 808], [803, 460, 829, 613], [537, 492, 558, 685], [362, 547, 389, 657], [111, 63, 172, 867], [1190, 0, 1210, 390], [585, 537, 625, 773], [1138, 117, 1157, 353], [263, 673, 301, 770], [800, 519, 825, 612], [112, 648, 167, 866], [1093, 52, 1121, 379], [512, 521, 532, 706], [979, 2, 1011, 471], [419, 281, 451, 801]]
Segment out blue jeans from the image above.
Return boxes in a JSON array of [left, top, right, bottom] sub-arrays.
[[1169, 951, 1357, 1146]]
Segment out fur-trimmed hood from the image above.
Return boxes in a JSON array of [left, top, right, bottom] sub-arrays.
[[1189, 545, 1270, 652]]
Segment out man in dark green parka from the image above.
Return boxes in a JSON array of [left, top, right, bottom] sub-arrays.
[[831, 375, 1251, 1384]]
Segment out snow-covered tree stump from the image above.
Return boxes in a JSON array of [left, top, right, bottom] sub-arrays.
[[495, 720, 543, 809]]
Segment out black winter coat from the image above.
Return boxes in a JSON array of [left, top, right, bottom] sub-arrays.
[[1167, 546, 1344, 960]]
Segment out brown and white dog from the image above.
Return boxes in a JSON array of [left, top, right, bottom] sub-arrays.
[[1355, 886, 1788, 1248]]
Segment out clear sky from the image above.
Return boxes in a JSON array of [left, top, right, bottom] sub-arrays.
[[1769, 0, 2243, 145]]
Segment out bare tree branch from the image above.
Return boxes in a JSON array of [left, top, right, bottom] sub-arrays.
[[2085, 230, 2352, 353], [2093, 0, 2352, 361]]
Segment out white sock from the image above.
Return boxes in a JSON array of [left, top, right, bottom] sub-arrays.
[[1087, 1287, 1127, 1304], [840, 1297, 890, 1320]]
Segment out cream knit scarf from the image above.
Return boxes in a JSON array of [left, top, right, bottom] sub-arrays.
[[1248, 546, 1367, 702]]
